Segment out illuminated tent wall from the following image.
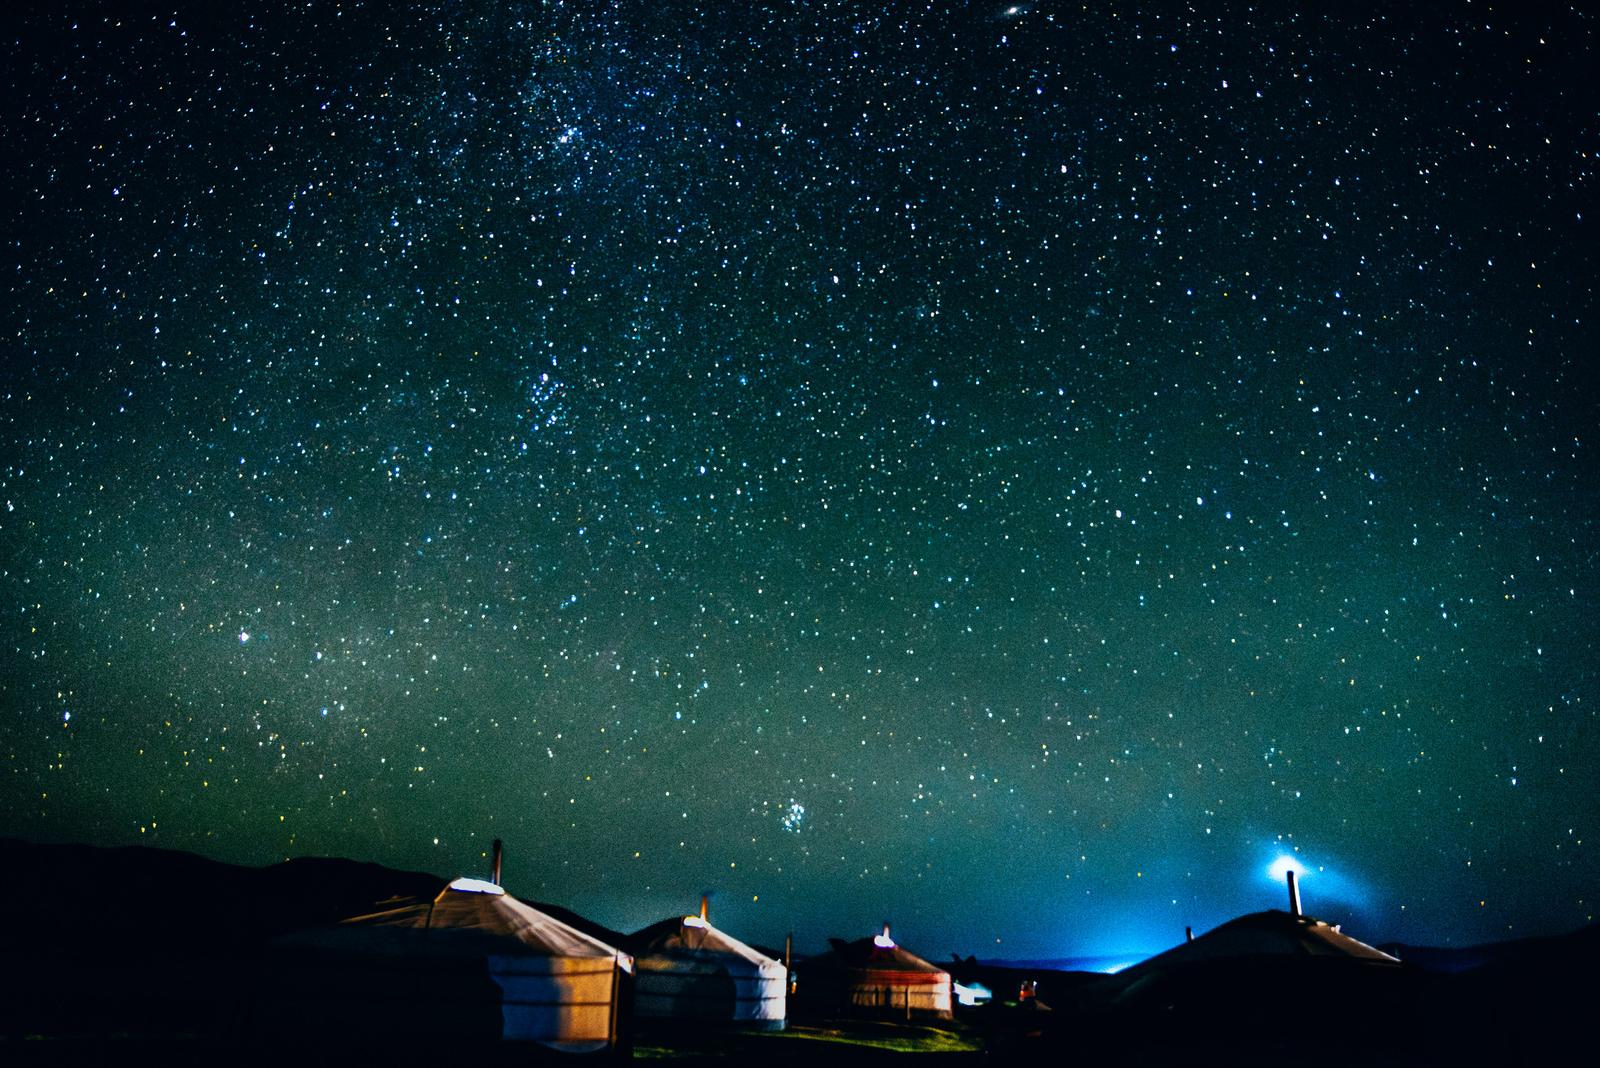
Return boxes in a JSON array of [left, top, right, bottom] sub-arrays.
[[265, 877, 635, 1054], [814, 925, 953, 1019], [629, 907, 787, 1030]]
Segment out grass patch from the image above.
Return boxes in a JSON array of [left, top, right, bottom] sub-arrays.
[[632, 1018, 982, 1059], [766, 1021, 980, 1053]]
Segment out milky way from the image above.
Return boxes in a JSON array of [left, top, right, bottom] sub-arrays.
[[3, 2, 1596, 959]]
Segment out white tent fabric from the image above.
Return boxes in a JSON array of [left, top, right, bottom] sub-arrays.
[[631, 915, 787, 1029], [278, 877, 633, 1053]]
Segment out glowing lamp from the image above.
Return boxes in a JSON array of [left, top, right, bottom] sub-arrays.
[[1267, 855, 1307, 882]]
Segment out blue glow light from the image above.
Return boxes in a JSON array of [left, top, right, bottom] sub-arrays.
[[1258, 847, 1372, 911], [1267, 854, 1309, 882], [1098, 959, 1141, 975]]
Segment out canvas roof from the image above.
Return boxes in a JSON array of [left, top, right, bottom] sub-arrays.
[[327, 876, 630, 963], [632, 915, 784, 972], [1121, 909, 1399, 978], [826, 933, 950, 978]]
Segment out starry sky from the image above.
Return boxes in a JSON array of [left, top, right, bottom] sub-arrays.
[[3, 1, 1596, 960]]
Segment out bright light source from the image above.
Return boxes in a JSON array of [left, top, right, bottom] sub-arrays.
[[682, 915, 707, 928], [873, 933, 896, 949], [448, 876, 505, 895], [953, 981, 992, 1006], [1267, 855, 1307, 882]]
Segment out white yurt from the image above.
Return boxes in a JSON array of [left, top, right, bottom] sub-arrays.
[[268, 875, 635, 1053], [630, 901, 787, 1030]]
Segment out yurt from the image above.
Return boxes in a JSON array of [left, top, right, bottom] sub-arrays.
[[817, 924, 952, 1019], [1118, 908, 1400, 976], [629, 899, 787, 1030], [1036, 873, 1425, 1060], [1085, 872, 1410, 1044], [265, 874, 634, 1053], [1118, 872, 1399, 981]]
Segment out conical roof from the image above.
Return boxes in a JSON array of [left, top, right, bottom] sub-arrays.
[[328, 876, 630, 962], [1121, 909, 1398, 978], [827, 928, 949, 978], [632, 914, 783, 972]]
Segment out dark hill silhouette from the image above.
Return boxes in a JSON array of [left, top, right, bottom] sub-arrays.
[[0, 837, 446, 1042], [1382, 922, 1600, 974], [525, 897, 631, 948], [0, 837, 446, 953]]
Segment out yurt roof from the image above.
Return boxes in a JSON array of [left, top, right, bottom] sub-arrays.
[[632, 914, 784, 971], [827, 931, 950, 976], [328, 876, 629, 961], [1122, 910, 1399, 977]]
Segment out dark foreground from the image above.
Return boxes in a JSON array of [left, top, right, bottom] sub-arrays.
[[2, 838, 1589, 1065]]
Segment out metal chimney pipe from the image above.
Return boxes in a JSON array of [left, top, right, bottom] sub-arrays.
[[1286, 868, 1302, 917], [785, 932, 796, 995], [1185, 925, 1194, 943], [491, 838, 503, 886]]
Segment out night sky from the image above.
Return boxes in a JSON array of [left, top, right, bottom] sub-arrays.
[[3, 2, 1596, 961]]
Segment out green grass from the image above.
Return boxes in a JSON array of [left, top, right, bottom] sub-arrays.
[[632, 1018, 983, 1059], [763, 1022, 980, 1053]]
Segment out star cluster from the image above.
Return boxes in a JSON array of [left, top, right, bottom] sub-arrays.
[[2, 2, 1595, 958]]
